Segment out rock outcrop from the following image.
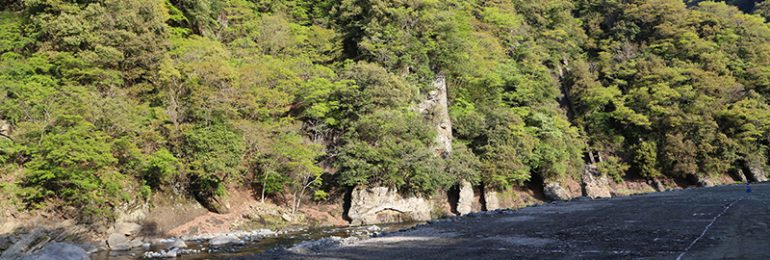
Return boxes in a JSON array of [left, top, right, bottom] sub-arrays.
[[347, 186, 432, 225], [417, 75, 453, 156], [0, 119, 10, 138], [544, 183, 572, 201], [114, 222, 142, 236], [416, 75, 476, 216], [107, 233, 132, 251], [456, 181, 474, 215], [690, 174, 716, 187], [1, 229, 47, 259], [743, 160, 768, 183], [483, 189, 501, 211], [22, 243, 89, 260], [582, 165, 611, 199], [107, 205, 148, 251], [649, 179, 665, 192], [0, 224, 91, 260]]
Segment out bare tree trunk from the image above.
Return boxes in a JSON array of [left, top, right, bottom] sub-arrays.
[[261, 173, 268, 203], [292, 191, 299, 215], [167, 80, 183, 132], [293, 176, 316, 215]]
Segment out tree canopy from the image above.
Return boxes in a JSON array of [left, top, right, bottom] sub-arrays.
[[2, 0, 770, 222]]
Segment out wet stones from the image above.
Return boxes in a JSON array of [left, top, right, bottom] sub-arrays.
[[287, 236, 358, 254], [209, 235, 245, 247]]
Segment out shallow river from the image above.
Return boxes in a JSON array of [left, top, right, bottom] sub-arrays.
[[93, 222, 422, 259]]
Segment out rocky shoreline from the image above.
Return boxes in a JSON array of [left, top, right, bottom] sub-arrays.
[[258, 184, 764, 259]]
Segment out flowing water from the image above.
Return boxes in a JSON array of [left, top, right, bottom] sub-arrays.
[[93, 222, 423, 259]]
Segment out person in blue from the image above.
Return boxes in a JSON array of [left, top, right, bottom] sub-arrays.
[[746, 181, 752, 193]]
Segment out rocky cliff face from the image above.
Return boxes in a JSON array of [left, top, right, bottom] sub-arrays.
[[347, 76, 477, 225], [347, 186, 432, 225], [419, 76, 477, 215], [417, 76, 453, 156], [582, 165, 611, 199]]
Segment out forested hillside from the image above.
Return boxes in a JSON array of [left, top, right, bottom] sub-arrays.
[[2, 0, 770, 224]]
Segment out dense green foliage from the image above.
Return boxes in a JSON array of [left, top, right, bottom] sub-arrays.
[[2, 0, 770, 222]]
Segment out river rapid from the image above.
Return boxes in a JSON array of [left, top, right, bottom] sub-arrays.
[[93, 222, 422, 259]]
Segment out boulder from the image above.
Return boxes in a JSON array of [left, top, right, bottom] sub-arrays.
[[209, 235, 244, 247], [22, 243, 89, 260], [170, 239, 187, 249], [0, 236, 13, 252], [347, 186, 432, 225], [115, 205, 148, 224], [544, 183, 572, 201], [582, 166, 611, 199], [144, 248, 178, 258], [456, 181, 474, 215], [483, 189, 501, 211], [1, 229, 47, 259], [114, 222, 142, 236], [366, 225, 381, 232], [130, 238, 144, 248], [107, 233, 132, 251], [78, 243, 99, 254]]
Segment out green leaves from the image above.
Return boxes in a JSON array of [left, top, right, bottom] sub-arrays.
[[182, 124, 244, 177], [20, 115, 126, 222], [6, 0, 770, 222], [143, 148, 179, 189]]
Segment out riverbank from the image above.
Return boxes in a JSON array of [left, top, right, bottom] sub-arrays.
[[260, 183, 766, 259], [0, 176, 739, 259]]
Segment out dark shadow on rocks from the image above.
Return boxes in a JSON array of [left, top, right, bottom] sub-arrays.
[[479, 185, 488, 211], [526, 173, 547, 201], [342, 186, 353, 223], [738, 159, 759, 182], [728, 168, 747, 183], [446, 184, 460, 215], [138, 221, 160, 237]]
